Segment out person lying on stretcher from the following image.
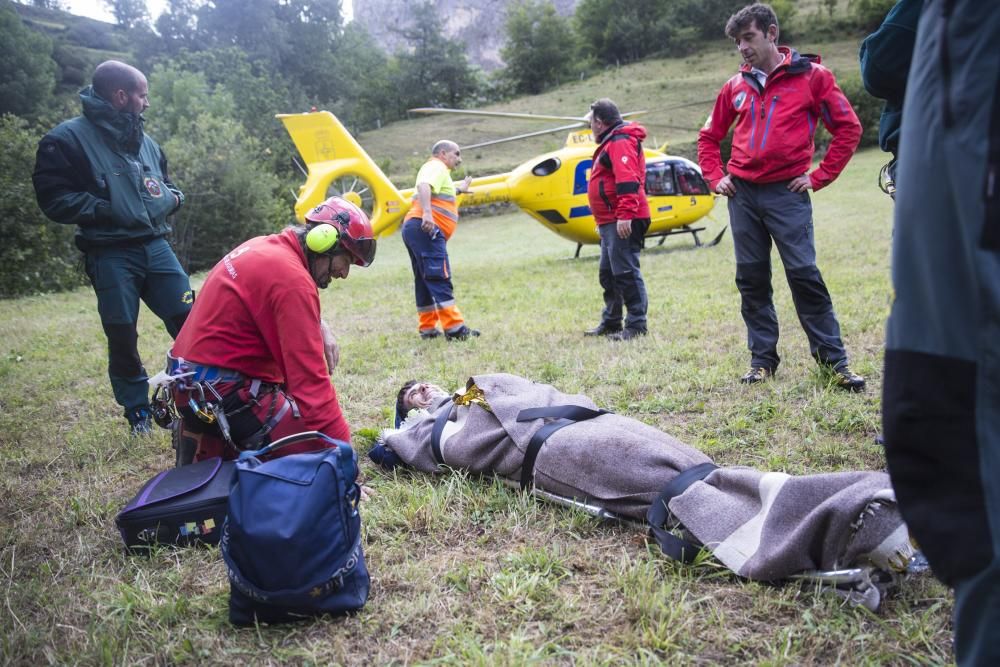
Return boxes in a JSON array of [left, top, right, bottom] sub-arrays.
[[370, 373, 923, 609]]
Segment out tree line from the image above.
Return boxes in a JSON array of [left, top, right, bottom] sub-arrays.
[[0, 0, 894, 298]]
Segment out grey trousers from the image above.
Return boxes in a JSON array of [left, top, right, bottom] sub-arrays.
[[728, 178, 847, 371], [597, 219, 649, 332]]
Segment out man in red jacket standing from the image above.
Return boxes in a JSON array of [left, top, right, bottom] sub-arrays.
[[698, 3, 865, 390], [166, 196, 376, 463], [584, 98, 651, 341]]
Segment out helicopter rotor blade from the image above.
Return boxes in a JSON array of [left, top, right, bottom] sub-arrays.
[[412, 107, 652, 122], [410, 107, 587, 122], [462, 122, 589, 150], [409, 102, 710, 151], [460, 111, 651, 150], [651, 99, 717, 112], [645, 123, 706, 132]]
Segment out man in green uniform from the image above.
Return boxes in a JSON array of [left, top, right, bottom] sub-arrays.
[[33, 60, 192, 434], [858, 0, 921, 199], [882, 1, 1000, 661]]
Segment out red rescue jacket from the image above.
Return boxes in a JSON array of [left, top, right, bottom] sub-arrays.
[[172, 228, 350, 443], [587, 122, 651, 225], [698, 47, 862, 191]]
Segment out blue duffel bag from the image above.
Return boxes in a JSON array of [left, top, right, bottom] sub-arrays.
[[221, 431, 370, 625]]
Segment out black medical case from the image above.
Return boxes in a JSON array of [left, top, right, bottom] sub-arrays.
[[116, 457, 235, 552]]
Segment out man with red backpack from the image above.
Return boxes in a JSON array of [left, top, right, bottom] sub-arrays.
[[583, 98, 651, 341], [165, 196, 376, 463], [698, 3, 865, 390]]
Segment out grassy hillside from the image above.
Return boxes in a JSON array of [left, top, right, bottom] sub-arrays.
[[13, 1, 132, 94], [0, 148, 953, 664], [352, 37, 867, 184]]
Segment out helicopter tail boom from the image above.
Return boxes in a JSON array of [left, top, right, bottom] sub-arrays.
[[276, 111, 407, 238]]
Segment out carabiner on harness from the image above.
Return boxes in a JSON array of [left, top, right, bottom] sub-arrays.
[[191, 383, 216, 424], [150, 385, 177, 429], [878, 161, 896, 199]]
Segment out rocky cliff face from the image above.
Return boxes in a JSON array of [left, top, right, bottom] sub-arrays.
[[352, 0, 578, 71]]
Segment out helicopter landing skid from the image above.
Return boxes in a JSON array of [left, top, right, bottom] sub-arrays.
[[653, 224, 706, 247], [651, 224, 728, 249], [572, 225, 727, 258]]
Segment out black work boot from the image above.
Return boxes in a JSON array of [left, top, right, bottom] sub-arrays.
[[608, 328, 647, 341], [584, 322, 622, 337], [833, 365, 866, 392], [740, 367, 774, 384], [445, 325, 480, 341]]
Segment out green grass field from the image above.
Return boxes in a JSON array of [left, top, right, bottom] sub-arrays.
[[0, 146, 953, 664]]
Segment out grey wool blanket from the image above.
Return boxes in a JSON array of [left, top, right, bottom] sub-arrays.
[[381, 373, 911, 581]]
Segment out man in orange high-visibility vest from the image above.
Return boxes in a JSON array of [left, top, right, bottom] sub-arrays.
[[401, 140, 478, 341]]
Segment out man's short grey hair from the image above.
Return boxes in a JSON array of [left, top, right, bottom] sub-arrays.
[[725, 3, 779, 40], [588, 98, 622, 126], [92, 60, 145, 100], [431, 140, 459, 156]]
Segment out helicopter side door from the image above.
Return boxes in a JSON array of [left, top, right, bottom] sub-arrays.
[[645, 161, 680, 228]]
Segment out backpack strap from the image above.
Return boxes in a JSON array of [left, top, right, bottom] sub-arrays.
[[646, 462, 718, 563], [515, 405, 610, 491]]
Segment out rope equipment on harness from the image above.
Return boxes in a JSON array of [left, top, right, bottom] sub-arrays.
[[154, 353, 299, 451]]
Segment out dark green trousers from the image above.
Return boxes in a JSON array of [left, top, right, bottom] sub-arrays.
[[84, 237, 192, 416]]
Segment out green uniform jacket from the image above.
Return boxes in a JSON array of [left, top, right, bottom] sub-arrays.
[[858, 0, 922, 157], [32, 86, 183, 249]]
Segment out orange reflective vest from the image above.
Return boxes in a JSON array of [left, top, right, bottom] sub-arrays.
[[409, 158, 460, 239]]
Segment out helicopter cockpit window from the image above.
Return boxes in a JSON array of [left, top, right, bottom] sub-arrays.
[[675, 164, 710, 195], [531, 157, 561, 177], [645, 162, 675, 196]]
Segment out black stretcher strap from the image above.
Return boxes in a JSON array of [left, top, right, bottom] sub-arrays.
[[515, 404, 610, 491], [429, 399, 454, 465], [646, 462, 719, 563]]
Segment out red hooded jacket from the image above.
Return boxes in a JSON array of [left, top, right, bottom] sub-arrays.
[[587, 122, 651, 225], [698, 47, 861, 191]]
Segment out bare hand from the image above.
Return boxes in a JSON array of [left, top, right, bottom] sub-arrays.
[[320, 320, 339, 374], [616, 219, 632, 239], [458, 175, 472, 194], [420, 212, 436, 236], [787, 173, 813, 193], [360, 485, 375, 502], [715, 174, 736, 197]]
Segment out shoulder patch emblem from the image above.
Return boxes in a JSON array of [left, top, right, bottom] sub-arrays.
[[734, 91, 747, 110], [144, 177, 163, 197]]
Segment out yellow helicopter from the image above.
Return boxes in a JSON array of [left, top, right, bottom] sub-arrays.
[[277, 108, 723, 256]]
